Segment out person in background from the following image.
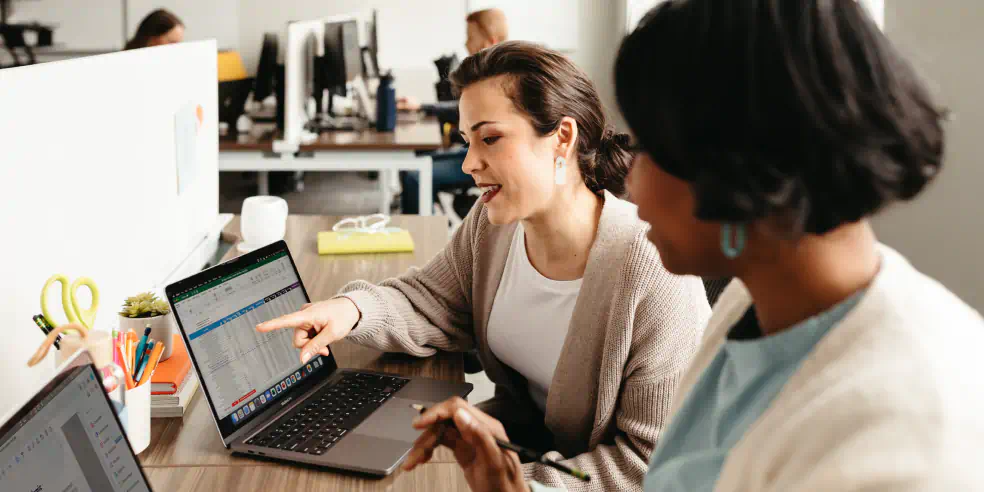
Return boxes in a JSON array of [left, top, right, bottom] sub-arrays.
[[397, 8, 509, 215], [258, 41, 710, 491], [124, 9, 184, 50], [403, 0, 984, 491]]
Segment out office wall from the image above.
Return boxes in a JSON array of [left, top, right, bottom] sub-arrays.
[[873, 1, 984, 311], [233, 0, 625, 116]]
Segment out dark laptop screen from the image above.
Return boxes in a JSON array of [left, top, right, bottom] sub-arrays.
[[167, 241, 338, 439], [0, 364, 151, 492]]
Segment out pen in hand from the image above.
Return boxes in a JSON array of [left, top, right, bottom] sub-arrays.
[[410, 403, 591, 482]]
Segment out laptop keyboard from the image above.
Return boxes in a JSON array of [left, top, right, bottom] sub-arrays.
[[245, 372, 409, 456]]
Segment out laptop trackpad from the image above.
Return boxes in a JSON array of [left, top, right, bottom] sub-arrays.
[[352, 397, 422, 443]]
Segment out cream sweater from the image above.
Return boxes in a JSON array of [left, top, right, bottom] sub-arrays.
[[677, 245, 984, 491], [339, 192, 710, 491]]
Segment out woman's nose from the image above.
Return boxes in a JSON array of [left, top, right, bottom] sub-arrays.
[[461, 147, 482, 175]]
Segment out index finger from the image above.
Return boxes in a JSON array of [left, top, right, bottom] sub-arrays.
[[256, 310, 315, 333]]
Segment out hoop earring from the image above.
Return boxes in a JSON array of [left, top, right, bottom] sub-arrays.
[[554, 156, 567, 186], [721, 223, 746, 259]]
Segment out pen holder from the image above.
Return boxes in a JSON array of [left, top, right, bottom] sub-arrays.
[[113, 380, 151, 454]]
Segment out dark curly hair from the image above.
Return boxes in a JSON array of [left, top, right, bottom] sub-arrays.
[[615, 0, 946, 235], [452, 41, 633, 196]]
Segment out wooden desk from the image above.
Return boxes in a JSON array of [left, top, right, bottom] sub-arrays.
[[220, 118, 442, 152], [144, 463, 470, 491], [219, 120, 441, 214], [141, 215, 466, 490]]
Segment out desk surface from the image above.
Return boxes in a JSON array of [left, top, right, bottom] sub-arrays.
[[141, 214, 466, 490], [220, 118, 442, 152]]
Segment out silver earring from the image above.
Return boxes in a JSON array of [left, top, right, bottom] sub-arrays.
[[554, 156, 566, 185]]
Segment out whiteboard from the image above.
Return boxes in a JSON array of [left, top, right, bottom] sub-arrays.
[[0, 41, 219, 414], [467, 0, 579, 52]]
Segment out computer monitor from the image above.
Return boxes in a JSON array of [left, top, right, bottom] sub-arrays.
[[219, 77, 254, 130], [322, 19, 362, 94], [254, 33, 279, 102], [0, 352, 152, 491], [365, 9, 381, 78]]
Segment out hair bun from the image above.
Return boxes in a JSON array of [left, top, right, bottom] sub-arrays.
[[600, 128, 631, 155], [594, 128, 634, 197]]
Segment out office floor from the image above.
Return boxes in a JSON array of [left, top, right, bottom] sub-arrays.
[[220, 171, 387, 216]]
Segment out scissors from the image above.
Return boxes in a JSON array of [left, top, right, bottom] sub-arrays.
[[41, 274, 100, 331]]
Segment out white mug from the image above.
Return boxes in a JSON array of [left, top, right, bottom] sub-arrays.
[[241, 195, 288, 251]]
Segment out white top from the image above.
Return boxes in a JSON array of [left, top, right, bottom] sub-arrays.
[[487, 223, 583, 411], [669, 244, 984, 491]]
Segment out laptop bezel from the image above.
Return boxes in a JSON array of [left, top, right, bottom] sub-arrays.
[[0, 350, 154, 491], [165, 240, 339, 446]]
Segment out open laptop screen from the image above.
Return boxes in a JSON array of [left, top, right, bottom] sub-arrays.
[[0, 364, 152, 492], [167, 241, 337, 440]]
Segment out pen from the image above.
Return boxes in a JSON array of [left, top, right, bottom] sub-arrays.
[[133, 326, 152, 380], [112, 328, 119, 367], [137, 340, 165, 387], [32, 315, 61, 350], [135, 340, 154, 383], [410, 404, 591, 482]]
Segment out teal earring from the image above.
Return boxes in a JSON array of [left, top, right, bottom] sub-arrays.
[[721, 223, 746, 259]]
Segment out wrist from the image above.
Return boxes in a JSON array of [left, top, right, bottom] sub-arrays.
[[339, 295, 363, 329]]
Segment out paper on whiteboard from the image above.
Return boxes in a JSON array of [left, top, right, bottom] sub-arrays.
[[174, 102, 203, 195]]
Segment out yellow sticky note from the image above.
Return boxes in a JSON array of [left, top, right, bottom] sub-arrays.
[[317, 230, 415, 255]]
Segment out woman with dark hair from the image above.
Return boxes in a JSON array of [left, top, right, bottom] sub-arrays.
[[404, 1, 984, 491], [257, 41, 710, 490], [125, 9, 183, 50]]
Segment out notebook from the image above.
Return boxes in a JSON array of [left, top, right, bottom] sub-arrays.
[[151, 375, 200, 418], [317, 229, 415, 255], [151, 334, 192, 394]]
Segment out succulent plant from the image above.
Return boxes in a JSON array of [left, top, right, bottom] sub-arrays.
[[119, 292, 170, 318]]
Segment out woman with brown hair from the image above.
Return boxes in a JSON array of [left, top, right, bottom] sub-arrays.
[[406, 1, 984, 491], [258, 41, 710, 490], [124, 9, 183, 50]]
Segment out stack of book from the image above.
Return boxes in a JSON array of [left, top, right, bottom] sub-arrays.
[[150, 335, 199, 418]]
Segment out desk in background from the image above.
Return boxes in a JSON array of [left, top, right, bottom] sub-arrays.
[[141, 214, 469, 490], [220, 119, 443, 215]]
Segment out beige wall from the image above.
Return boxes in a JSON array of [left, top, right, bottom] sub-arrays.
[[874, 1, 984, 310]]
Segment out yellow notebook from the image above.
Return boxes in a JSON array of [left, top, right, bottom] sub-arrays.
[[318, 229, 415, 255]]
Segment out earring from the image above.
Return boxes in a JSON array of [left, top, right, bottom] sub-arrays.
[[554, 156, 566, 185], [721, 223, 746, 259]]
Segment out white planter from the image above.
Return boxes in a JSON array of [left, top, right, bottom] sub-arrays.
[[118, 313, 177, 361]]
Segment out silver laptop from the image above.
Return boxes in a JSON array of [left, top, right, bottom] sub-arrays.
[[0, 351, 153, 492], [165, 240, 472, 476]]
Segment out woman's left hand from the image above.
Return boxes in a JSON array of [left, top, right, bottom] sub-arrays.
[[403, 397, 530, 492]]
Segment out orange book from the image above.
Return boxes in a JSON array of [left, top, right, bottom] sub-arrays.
[[150, 335, 192, 395]]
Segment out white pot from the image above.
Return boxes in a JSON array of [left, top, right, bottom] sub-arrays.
[[118, 313, 176, 361]]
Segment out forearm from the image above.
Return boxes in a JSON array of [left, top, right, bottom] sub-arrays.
[[522, 438, 649, 492], [339, 273, 473, 356]]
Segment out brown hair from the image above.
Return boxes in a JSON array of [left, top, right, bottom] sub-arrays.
[[465, 8, 509, 43], [450, 41, 633, 196], [125, 9, 183, 50]]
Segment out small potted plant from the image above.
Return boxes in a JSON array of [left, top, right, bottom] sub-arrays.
[[119, 292, 176, 361]]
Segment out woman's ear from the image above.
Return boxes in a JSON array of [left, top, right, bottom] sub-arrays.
[[556, 116, 578, 160]]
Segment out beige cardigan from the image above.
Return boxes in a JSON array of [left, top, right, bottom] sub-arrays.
[[671, 245, 984, 491], [339, 192, 710, 491]]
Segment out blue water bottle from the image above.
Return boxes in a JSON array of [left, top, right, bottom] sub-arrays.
[[376, 71, 397, 132]]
